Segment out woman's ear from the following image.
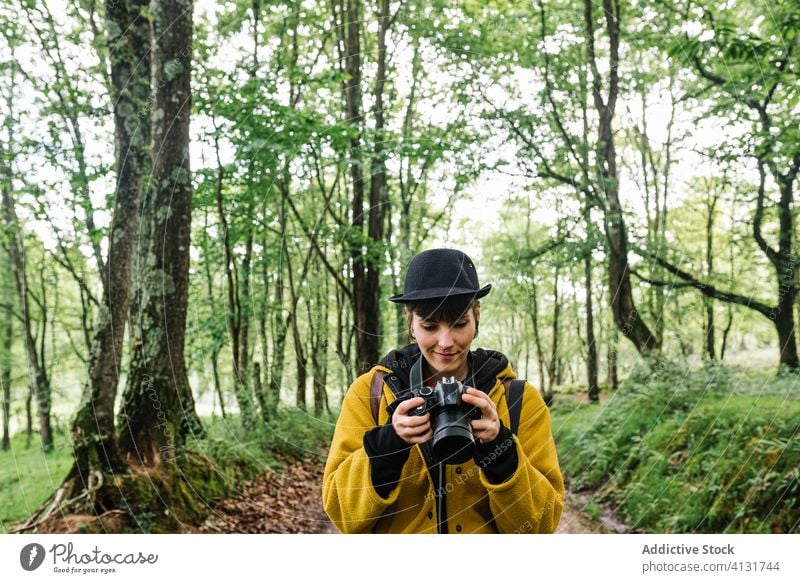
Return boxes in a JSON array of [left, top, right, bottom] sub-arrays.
[[405, 307, 416, 340]]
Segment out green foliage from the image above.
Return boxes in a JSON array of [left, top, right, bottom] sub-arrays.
[[185, 408, 335, 482], [552, 367, 800, 533]]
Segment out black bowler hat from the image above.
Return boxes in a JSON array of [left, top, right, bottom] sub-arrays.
[[389, 248, 492, 304]]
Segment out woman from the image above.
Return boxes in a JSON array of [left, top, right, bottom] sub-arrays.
[[322, 248, 563, 533]]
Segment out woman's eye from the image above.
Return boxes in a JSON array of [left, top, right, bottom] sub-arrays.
[[422, 325, 435, 331], [454, 322, 467, 328]]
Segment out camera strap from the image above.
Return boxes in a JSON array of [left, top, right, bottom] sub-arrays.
[[368, 361, 527, 534], [503, 379, 526, 435]]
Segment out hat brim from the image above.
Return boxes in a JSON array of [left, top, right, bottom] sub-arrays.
[[389, 284, 492, 304]]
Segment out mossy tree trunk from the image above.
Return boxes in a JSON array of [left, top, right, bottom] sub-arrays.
[[118, 0, 202, 465], [66, 0, 150, 489]]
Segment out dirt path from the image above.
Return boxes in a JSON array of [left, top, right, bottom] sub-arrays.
[[556, 491, 629, 533], [197, 454, 623, 534], [197, 456, 337, 534]]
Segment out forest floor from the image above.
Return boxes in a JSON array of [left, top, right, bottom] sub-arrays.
[[196, 454, 336, 534], [196, 451, 623, 534]]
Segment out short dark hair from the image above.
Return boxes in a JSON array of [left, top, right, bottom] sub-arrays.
[[405, 296, 479, 326]]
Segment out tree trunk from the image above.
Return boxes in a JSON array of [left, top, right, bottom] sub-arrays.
[[547, 267, 560, 398], [337, 0, 381, 374], [310, 264, 329, 417], [704, 188, 719, 362], [772, 174, 798, 370], [584, 231, 599, 402], [119, 0, 202, 464], [1, 271, 11, 450], [2, 170, 53, 452], [68, 0, 150, 480], [214, 134, 256, 428], [201, 210, 226, 420], [238, 232, 254, 418], [252, 361, 263, 421], [363, 0, 390, 366], [257, 243, 271, 422], [584, 0, 658, 357], [529, 282, 547, 394]]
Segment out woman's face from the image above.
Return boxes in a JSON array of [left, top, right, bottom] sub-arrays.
[[408, 306, 479, 380]]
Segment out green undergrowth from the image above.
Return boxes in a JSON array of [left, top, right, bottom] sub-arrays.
[[0, 430, 73, 533], [550, 363, 800, 533], [185, 407, 336, 488], [0, 407, 335, 533]]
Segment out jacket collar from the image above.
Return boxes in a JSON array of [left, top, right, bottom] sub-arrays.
[[377, 344, 511, 394]]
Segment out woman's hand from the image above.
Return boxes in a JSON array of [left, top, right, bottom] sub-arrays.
[[392, 397, 433, 445], [461, 387, 500, 444]]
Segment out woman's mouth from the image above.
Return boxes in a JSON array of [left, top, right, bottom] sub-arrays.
[[436, 352, 457, 361]]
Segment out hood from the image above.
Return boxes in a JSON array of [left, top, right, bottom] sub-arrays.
[[377, 343, 515, 394]]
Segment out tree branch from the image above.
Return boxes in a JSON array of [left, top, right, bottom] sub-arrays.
[[633, 246, 774, 317]]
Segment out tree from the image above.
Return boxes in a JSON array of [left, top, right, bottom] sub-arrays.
[[67, 0, 150, 491], [118, 0, 202, 462], [650, 0, 800, 370], [0, 54, 54, 452]]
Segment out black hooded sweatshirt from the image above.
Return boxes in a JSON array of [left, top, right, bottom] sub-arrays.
[[362, 344, 519, 499]]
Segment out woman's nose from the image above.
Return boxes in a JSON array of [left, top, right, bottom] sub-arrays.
[[438, 329, 454, 348]]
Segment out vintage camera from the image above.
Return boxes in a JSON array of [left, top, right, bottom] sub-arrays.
[[408, 376, 481, 464]]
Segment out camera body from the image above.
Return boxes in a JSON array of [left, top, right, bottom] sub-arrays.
[[409, 376, 479, 418], [408, 376, 481, 464]]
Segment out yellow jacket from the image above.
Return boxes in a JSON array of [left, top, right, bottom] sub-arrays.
[[322, 347, 564, 534]]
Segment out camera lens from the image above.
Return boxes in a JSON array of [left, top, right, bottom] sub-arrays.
[[431, 408, 475, 464]]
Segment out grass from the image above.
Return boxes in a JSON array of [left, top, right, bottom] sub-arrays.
[[0, 407, 336, 533], [0, 431, 73, 533], [550, 362, 800, 533]]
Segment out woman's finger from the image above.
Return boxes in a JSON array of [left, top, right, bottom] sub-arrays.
[[407, 429, 433, 444], [401, 419, 432, 436], [462, 387, 497, 418], [395, 397, 425, 415]]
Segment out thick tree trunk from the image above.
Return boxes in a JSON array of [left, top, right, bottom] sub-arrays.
[[363, 0, 390, 366], [342, 0, 369, 374], [773, 176, 798, 370], [119, 0, 202, 464], [774, 288, 798, 370], [68, 0, 150, 480]]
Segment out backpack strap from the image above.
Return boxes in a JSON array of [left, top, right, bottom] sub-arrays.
[[370, 370, 386, 425], [503, 379, 526, 434]]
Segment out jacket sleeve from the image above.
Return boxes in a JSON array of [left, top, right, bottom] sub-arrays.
[[322, 371, 406, 533], [479, 383, 564, 533]]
